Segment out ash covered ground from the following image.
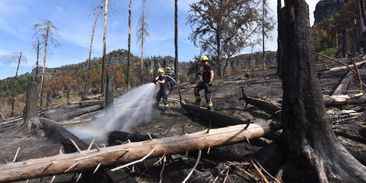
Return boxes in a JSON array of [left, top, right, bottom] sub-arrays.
[[0, 66, 365, 183]]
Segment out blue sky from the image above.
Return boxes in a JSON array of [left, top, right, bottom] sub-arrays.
[[0, 0, 319, 79]]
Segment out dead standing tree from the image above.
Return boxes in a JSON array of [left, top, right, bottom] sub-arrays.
[[174, 0, 179, 82], [83, 5, 103, 99], [100, 0, 109, 94], [33, 19, 59, 109], [137, 0, 149, 85], [126, 0, 132, 89], [260, 0, 366, 182], [1, 52, 28, 116]]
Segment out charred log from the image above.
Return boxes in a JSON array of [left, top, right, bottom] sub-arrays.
[[108, 131, 158, 146], [332, 71, 354, 95], [323, 94, 366, 107], [42, 104, 102, 121], [181, 102, 250, 128], [40, 118, 88, 153], [239, 87, 281, 119]]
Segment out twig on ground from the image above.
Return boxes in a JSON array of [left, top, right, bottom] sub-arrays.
[[49, 175, 56, 183], [182, 150, 202, 183], [147, 133, 153, 140], [223, 168, 230, 183], [253, 159, 281, 183], [76, 173, 82, 182], [87, 139, 95, 151], [111, 148, 156, 171], [213, 166, 229, 183], [154, 154, 166, 165], [93, 162, 102, 174], [12, 146, 20, 163], [69, 139, 82, 153], [159, 156, 166, 183], [251, 160, 269, 183], [233, 165, 258, 181]]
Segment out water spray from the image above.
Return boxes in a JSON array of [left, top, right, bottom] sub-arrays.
[[163, 74, 184, 105]]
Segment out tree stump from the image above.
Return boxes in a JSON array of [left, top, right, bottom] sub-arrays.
[[22, 81, 43, 135]]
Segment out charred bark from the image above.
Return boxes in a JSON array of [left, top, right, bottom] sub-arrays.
[[108, 131, 158, 146], [105, 73, 114, 109], [181, 103, 250, 128], [266, 0, 366, 182], [23, 81, 43, 135], [332, 71, 354, 95], [342, 28, 349, 57], [40, 119, 88, 153], [239, 87, 281, 119]]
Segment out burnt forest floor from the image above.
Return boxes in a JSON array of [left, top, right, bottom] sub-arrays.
[[0, 64, 365, 183]]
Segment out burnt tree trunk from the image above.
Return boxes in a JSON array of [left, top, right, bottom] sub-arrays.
[[105, 73, 114, 109], [272, 0, 366, 182], [342, 28, 349, 57], [23, 81, 43, 135], [276, 0, 283, 78]]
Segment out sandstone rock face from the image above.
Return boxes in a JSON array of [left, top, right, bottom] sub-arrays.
[[314, 0, 345, 24]]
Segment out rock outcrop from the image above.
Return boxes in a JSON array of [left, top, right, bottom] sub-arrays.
[[314, 0, 345, 24]]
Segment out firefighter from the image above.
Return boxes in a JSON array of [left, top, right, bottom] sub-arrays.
[[191, 55, 214, 110], [165, 66, 176, 94], [154, 68, 168, 111]]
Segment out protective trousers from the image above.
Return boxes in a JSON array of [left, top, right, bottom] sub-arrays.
[[194, 81, 211, 103]]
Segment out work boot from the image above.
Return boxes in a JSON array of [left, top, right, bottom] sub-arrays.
[[194, 97, 201, 106], [207, 100, 214, 111]]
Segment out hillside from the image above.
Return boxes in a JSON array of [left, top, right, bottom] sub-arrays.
[[0, 50, 276, 119]]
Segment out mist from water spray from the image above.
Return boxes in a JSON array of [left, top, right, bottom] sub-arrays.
[[69, 83, 157, 139]]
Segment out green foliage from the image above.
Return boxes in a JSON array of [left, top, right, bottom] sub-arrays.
[[320, 47, 338, 57], [312, 1, 358, 54], [0, 74, 32, 97]]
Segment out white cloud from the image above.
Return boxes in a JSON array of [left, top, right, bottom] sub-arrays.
[[0, 18, 17, 35]]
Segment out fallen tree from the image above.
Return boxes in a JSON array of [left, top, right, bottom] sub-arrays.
[[323, 93, 366, 107], [332, 71, 354, 95], [319, 59, 366, 76], [239, 87, 281, 118], [0, 122, 276, 182], [239, 89, 366, 109]]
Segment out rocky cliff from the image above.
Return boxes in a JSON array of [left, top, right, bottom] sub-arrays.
[[314, 0, 346, 24]]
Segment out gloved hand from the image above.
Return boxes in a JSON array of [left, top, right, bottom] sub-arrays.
[[208, 81, 213, 87]]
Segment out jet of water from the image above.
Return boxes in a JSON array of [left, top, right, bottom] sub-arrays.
[[69, 83, 157, 139]]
